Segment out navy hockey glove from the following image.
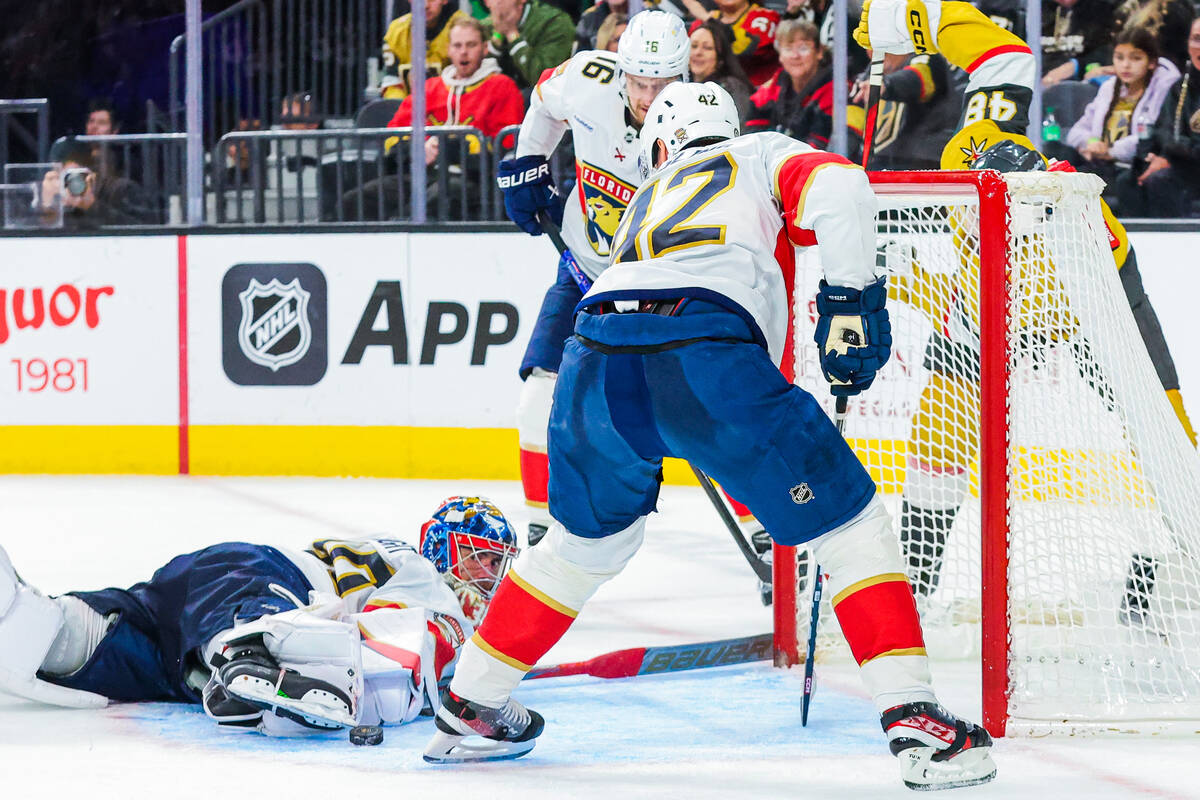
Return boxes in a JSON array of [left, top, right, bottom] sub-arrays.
[[497, 155, 562, 236], [813, 277, 892, 397]]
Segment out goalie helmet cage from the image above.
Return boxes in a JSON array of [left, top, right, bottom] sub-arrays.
[[773, 169, 1200, 739]]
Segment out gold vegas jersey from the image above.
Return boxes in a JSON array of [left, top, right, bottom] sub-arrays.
[[517, 51, 645, 279], [588, 132, 878, 366]]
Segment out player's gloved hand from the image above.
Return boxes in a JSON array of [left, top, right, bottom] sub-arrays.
[[854, 0, 941, 55], [814, 277, 892, 397], [497, 155, 563, 236]]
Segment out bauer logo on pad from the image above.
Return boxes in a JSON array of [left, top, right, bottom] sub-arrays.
[[222, 263, 328, 386]]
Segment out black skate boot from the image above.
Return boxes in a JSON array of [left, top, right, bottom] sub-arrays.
[[881, 701, 997, 791], [209, 636, 356, 730], [423, 689, 544, 763]]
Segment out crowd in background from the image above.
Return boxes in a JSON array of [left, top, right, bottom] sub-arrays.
[[5, 0, 1200, 225]]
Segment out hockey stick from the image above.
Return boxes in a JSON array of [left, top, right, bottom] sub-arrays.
[[801, 396, 846, 726], [527, 632, 773, 680], [536, 209, 772, 585], [537, 211, 593, 293], [860, 54, 885, 169], [691, 466, 774, 583]]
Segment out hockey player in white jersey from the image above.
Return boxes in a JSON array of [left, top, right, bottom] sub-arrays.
[[427, 83, 996, 791], [499, 10, 763, 547], [0, 496, 517, 737]]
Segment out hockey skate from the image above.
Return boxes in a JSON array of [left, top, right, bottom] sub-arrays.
[[423, 689, 544, 763], [209, 636, 356, 730], [882, 701, 996, 791]]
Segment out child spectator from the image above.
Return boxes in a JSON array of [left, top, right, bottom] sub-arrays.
[[380, 0, 472, 99], [483, 0, 575, 90], [687, 0, 781, 86], [1116, 17, 1200, 216], [1051, 27, 1179, 183], [689, 20, 755, 121], [745, 19, 834, 148], [1113, 0, 1196, 73]]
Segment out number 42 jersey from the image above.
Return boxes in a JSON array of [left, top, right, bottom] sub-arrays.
[[586, 131, 879, 367], [517, 50, 645, 281]]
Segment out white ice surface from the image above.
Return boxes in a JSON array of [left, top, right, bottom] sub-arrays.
[[2, 475, 1197, 799]]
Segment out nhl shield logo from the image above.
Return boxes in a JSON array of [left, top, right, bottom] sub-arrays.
[[237, 278, 312, 371], [790, 483, 814, 505]]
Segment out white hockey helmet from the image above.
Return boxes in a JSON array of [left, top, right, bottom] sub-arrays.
[[617, 10, 690, 78], [638, 81, 741, 179]]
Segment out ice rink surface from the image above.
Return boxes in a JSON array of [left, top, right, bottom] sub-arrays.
[[2, 475, 1197, 799]]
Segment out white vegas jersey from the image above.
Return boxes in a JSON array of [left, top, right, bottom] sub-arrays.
[[586, 132, 879, 365], [516, 50, 646, 279]]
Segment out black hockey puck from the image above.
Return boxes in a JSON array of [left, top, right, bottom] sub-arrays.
[[349, 725, 384, 746]]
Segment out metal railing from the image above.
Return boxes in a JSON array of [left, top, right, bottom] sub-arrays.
[[0, 99, 50, 175], [50, 134, 188, 226], [213, 126, 494, 224], [168, 0, 386, 144]]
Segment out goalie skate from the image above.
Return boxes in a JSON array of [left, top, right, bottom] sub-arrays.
[[882, 702, 997, 791], [423, 690, 544, 763], [212, 639, 356, 730]]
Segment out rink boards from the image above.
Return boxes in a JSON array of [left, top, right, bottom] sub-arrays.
[[0, 229, 1195, 477]]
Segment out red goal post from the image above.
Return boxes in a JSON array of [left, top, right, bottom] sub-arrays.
[[774, 169, 1200, 739]]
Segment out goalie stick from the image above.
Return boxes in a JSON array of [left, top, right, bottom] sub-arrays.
[[527, 633, 773, 680], [536, 211, 773, 586]]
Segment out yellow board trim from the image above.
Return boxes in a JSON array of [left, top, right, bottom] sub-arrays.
[[0, 426, 178, 474], [831, 572, 910, 607], [860, 646, 928, 666], [508, 570, 579, 619], [471, 631, 534, 672]]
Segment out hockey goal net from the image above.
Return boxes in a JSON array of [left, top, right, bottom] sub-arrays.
[[776, 169, 1200, 736]]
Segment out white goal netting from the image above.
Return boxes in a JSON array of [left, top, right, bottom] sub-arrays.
[[786, 170, 1200, 734]]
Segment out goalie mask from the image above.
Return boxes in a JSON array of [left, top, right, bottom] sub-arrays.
[[420, 497, 518, 618], [638, 81, 740, 179]]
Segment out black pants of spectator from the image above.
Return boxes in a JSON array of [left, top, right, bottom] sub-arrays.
[[1112, 166, 1198, 218], [339, 171, 484, 222]]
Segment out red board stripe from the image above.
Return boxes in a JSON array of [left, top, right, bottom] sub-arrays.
[[177, 235, 189, 475]]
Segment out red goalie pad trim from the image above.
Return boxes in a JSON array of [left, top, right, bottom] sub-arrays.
[[519, 448, 550, 505], [832, 574, 926, 666], [473, 571, 577, 670]]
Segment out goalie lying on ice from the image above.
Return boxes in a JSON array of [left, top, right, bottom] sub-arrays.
[[0, 496, 517, 737]]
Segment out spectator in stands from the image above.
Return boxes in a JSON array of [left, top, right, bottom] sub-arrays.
[[380, 0, 472, 99], [1113, 0, 1196, 73], [849, 51, 958, 169], [39, 138, 153, 229], [689, 20, 754, 121], [780, 0, 869, 76], [82, 97, 121, 178], [1030, 0, 1124, 87], [1049, 27, 1179, 185], [685, 0, 781, 86], [483, 0, 575, 90], [576, 0, 626, 51], [595, 12, 628, 52], [1116, 17, 1200, 216], [745, 20, 834, 148], [345, 17, 524, 220]]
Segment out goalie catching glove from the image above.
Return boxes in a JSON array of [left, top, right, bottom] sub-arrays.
[[814, 277, 892, 397], [496, 155, 562, 237]]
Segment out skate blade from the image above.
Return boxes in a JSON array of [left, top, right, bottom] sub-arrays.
[[901, 746, 997, 791], [422, 729, 536, 764], [226, 674, 354, 729]]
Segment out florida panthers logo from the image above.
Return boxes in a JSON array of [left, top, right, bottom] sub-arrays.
[[578, 163, 636, 255]]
